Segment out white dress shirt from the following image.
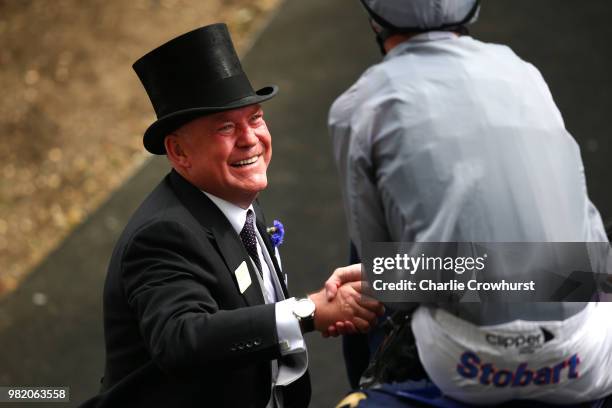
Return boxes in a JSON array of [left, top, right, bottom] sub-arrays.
[[202, 192, 307, 395]]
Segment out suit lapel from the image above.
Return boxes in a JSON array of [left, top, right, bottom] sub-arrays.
[[168, 170, 265, 306], [254, 203, 289, 298]]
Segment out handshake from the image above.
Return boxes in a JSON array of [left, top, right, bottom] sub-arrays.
[[306, 264, 385, 337]]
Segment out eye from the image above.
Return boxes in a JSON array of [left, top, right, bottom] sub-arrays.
[[217, 122, 235, 134], [250, 112, 264, 124]]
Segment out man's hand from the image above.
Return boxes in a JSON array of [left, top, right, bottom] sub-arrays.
[[321, 263, 384, 337], [308, 280, 384, 335], [324, 264, 362, 301]]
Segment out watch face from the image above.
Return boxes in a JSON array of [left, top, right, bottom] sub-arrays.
[[295, 298, 315, 318]]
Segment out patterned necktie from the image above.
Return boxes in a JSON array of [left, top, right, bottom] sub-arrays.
[[240, 209, 263, 277]]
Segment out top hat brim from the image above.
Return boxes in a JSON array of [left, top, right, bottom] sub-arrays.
[[143, 85, 278, 155]]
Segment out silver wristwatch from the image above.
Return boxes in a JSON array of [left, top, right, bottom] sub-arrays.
[[292, 297, 315, 333]]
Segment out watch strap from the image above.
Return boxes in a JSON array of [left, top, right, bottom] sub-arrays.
[[299, 313, 315, 334]]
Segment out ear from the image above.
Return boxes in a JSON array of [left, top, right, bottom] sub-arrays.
[[165, 133, 190, 169]]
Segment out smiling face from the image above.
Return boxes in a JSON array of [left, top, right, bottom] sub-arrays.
[[165, 104, 272, 208]]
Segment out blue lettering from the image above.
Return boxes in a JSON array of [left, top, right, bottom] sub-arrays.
[[552, 361, 567, 384], [479, 363, 495, 385], [457, 351, 480, 379], [455, 351, 579, 387], [534, 367, 552, 385], [568, 354, 580, 379], [511, 363, 533, 387], [493, 370, 513, 387]]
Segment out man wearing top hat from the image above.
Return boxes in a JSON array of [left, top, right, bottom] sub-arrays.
[[80, 24, 383, 408]]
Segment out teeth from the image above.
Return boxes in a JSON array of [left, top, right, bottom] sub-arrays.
[[233, 155, 259, 166]]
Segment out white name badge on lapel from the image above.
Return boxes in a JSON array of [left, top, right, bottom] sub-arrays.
[[235, 261, 251, 293]]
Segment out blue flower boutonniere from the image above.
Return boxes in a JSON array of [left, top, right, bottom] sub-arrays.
[[266, 220, 285, 248]]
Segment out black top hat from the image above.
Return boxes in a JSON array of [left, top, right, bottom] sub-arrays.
[[133, 23, 278, 155]]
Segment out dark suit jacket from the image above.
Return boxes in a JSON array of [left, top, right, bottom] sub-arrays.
[[81, 170, 311, 408]]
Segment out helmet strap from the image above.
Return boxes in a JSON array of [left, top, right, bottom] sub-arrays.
[[370, 19, 393, 56], [378, 30, 397, 56]]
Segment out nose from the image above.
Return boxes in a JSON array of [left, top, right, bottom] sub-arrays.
[[236, 124, 259, 147]]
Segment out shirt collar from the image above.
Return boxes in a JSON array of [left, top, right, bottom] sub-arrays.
[[385, 31, 459, 60], [202, 191, 255, 235]]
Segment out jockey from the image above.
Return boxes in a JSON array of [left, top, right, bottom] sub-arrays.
[[329, 0, 612, 405]]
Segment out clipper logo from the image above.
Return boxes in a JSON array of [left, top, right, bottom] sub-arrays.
[[485, 327, 554, 354], [456, 351, 580, 387]]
